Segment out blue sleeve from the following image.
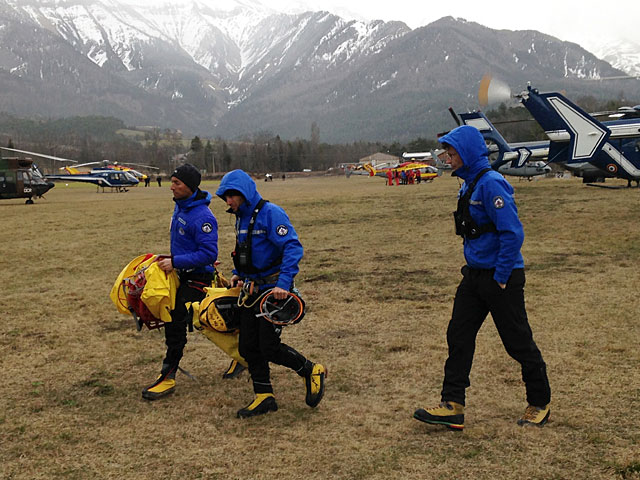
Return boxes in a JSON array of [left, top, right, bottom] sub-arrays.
[[480, 177, 524, 284], [265, 206, 303, 290], [172, 213, 218, 270]]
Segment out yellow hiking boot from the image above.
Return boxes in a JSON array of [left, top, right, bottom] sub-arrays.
[[517, 404, 550, 427], [142, 374, 176, 401], [237, 393, 278, 418], [304, 363, 327, 408], [413, 401, 465, 431], [222, 359, 246, 379]]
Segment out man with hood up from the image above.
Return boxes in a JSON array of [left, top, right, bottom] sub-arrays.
[[413, 126, 551, 430], [216, 169, 326, 418], [142, 163, 223, 400]]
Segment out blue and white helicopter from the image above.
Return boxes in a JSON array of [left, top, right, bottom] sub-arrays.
[[477, 76, 640, 187], [518, 85, 640, 187]]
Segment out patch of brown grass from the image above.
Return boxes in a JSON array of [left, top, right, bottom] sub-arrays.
[[1, 175, 639, 479]]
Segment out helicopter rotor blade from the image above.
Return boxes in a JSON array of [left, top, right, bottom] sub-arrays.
[[584, 75, 640, 81], [448, 107, 461, 126], [0, 147, 77, 163], [73, 161, 102, 168], [119, 162, 160, 170], [478, 74, 512, 108]]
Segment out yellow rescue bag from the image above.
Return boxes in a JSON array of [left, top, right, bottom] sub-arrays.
[[110, 254, 179, 330], [191, 286, 245, 366]]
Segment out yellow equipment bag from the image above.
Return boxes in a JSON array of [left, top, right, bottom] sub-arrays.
[[191, 286, 246, 367], [196, 286, 242, 332], [110, 254, 179, 330], [196, 327, 245, 367]]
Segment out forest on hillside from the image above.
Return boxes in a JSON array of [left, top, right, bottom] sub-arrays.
[[0, 114, 439, 174]]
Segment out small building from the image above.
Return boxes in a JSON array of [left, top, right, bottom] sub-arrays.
[[358, 152, 401, 169]]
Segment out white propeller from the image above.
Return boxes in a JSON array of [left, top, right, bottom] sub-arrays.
[[478, 74, 513, 108]]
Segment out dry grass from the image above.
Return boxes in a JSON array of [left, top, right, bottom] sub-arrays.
[[1, 174, 639, 480]]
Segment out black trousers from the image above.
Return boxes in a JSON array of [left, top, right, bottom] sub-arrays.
[[441, 266, 551, 407], [161, 272, 213, 377], [238, 301, 308, 394]]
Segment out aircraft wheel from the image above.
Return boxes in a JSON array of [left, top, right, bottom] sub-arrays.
[[25, 198, 34, 204]]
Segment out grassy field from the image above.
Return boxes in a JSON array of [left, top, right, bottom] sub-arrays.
[[1, 174, 639, 480]]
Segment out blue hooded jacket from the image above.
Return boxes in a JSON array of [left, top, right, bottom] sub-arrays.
[[216, 170, 303, 291], [439, 125, 524, 284], [170, 189, 218, 274]]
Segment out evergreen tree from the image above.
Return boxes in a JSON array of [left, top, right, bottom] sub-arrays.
[[204, 140, 214, 172], [190, 136, 203, 152], [222, 142, 232, 172], [189, 135, 204, 168]]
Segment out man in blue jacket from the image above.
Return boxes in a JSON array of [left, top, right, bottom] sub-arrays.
[[413, 126, 551, 430], [142, 163, 220, 400], [216, 169, 326, 418]]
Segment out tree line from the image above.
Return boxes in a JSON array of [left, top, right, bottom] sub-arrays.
[[0, 114, 441, 175]]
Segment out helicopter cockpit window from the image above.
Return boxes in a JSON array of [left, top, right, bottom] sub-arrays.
[[22, 171, 31, 183]]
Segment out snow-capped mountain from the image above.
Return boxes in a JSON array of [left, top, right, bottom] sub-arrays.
[[592, 39, 640, 78], [0, 0, 637, 142]]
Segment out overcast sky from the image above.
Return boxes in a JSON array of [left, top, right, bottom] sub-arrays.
[[264, 0, 640, 52]]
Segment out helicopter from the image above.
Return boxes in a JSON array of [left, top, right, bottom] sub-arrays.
[[363, 160, 439, 181], [48, 168, 140, 192], [2, 147, 140, 192], [478, 76, 640, 187], [66, 159, 159, 182], [449, 109, 595, 181], [0, 147, 71, 203], [518, 85, 640, 187], [0, 154, 56, 204]]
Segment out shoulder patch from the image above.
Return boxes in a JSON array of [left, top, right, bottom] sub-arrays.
[[276, 224, 289, 236], [493, 196, 505, 209], [202, 222, 213, 233]]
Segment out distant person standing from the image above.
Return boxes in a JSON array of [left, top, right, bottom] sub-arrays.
[[144, 176, 150, 187], [157, 175, 162, 187], [386, 169, 393, 186], [413, 126, 551, 430]]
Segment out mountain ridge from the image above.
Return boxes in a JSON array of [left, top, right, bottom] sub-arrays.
[[0, 0, 638, 142]]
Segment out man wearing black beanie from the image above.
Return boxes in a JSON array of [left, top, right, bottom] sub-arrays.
[[142, 164, 229, 400], [171, 163, 201, 195]]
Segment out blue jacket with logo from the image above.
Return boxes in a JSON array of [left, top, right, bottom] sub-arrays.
[[216, 169, 303, 291], [439, 125, 524, 284], [170, 189, 218, 274]]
